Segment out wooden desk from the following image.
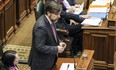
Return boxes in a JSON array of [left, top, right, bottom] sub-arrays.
[[53, 50, 94, 70], [82, 0, 116, 69], [82, 20, 116, 70]]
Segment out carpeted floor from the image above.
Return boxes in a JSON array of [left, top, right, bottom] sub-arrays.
[[6, 11, 35, 46], [3, 44, 31, 62], [4, 11, 35, 70], [3, 44, 31, 70], [18, 64, 30, 70]]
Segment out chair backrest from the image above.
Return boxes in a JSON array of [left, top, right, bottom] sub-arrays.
[[0, 45, 3, 57], [34, 0, 44, 20]]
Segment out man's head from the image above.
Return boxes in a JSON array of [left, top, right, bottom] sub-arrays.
[[45, 1, 62, 23]]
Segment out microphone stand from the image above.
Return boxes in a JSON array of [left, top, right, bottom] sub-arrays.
[[67, 33, 77, 70], [70, 44, 77, 70]]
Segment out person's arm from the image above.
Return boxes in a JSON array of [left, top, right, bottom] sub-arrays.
[[61, 11, 85, 23]]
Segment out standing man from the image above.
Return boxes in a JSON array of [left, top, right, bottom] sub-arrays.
[[28, 1, 66, 70]]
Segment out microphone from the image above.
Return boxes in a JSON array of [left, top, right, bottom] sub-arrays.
[[70, 46, 77, 69], [69, 38, 77, 69]]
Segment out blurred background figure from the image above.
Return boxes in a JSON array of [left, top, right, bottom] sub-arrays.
[[1, 50, 19, 70]]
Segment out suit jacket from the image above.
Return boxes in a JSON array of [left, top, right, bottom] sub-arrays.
[[28, 15, 59, 70]]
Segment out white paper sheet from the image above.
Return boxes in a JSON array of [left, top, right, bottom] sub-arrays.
[[88, 7, 108, 13], [74, 2, 84, 15], [81, 17, 102, 26], [91, 1, 108, 6], [60, 63, 75, 70]]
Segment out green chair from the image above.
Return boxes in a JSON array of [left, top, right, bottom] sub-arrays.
[[34, 0, 44, 20]]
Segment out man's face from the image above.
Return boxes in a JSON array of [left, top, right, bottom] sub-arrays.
[[48, 12, 61, 23]]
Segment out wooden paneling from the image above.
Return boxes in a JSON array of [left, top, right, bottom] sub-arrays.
[[83, 27, 116, 69], [83, 32, 92, 49], [16, 0, 30, 25], [0, 3, 5, 44], [4, 0, 16, 39], [82, 0, 116, 69], [29, 0, 37, 11], [0, 0, 16, 44], [92, 34, 109, 63]]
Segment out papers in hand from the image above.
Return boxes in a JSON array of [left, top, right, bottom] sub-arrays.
[[60, 63, 74, 70], [81, 17, 102, 26], [74, 2, 84, 15]]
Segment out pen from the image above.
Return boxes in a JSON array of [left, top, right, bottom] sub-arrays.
[[67, 64, 70, 70]]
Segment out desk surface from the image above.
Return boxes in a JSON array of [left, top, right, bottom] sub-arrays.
[[53, 50, 94, 70], [52, 58, 79, 70]]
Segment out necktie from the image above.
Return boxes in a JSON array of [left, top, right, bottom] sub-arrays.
[[51, 23, 57, 42]]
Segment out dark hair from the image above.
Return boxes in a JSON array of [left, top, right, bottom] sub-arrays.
[[1, 50, 17, 67], [44, 1, 62, 14]]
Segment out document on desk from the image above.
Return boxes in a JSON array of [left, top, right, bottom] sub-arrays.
[[91, 0, 109, 6], [88, 7, 109, 19], [60, 63, 74, 70], [88, 7, 108, 13], [74, 2, 84, 15], [81, 17, 102, 26], [88, 12, 107, 19]]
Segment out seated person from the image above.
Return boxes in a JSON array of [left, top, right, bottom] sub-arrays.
[[44, 0, 91, 55], [1, 50, 19, 70], [58, 10, 90, 55], [56, 18, 83, 55], [60, 0, 86, 14]]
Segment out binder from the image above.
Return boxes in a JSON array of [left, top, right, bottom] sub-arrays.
[[88, 12, 107, 19]]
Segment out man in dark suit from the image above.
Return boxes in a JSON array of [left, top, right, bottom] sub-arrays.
[[28, 1, 66, 70]]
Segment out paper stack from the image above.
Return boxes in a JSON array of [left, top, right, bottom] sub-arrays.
[[87, 0, 110, 19], [81, 17, 102, 26], [88, 7, 109, 19]]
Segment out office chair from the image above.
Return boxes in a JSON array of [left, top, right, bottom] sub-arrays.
[[0, 45, 3, 58]]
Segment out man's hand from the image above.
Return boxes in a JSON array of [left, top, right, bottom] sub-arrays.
[[66, 6, 75, 13], [57, 42, 66, 53], [59, 42, 66, 48], [70, 19, 78, 25], [75, 4, 81, 8]]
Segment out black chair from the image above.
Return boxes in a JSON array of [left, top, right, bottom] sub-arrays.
[[0, 45, 7, 70], [0, 45, 3, 58]]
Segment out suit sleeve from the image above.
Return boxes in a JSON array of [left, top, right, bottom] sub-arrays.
[[60, 11, 85, 23], [33, 27, 58, 54]]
